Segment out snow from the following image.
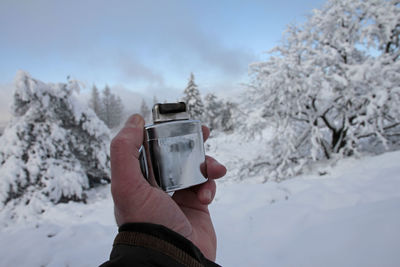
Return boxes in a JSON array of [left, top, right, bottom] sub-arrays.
[[1, 140, 399, 266], [0, 188, 115, 267], [246, 0, 400, 179], [1, 1, 399, 265], [0, 71, 110, 217], [213, 150, 400, 267]]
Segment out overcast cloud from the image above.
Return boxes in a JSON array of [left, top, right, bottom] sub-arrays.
[[0, 0, 254, 81], [0, 0, 325, 124], [116, 53, 165, 86]]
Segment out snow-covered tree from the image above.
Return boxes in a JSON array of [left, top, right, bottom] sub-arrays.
[[99, 85, 113, 127], [0, 71, 110, 216], [99, 85, 124, 129], [248, 0, 400, 180], [203, 93, 237, 133], [140, 99, 151, 123], [89, 84, 101, 116], [182, 73, 204, 120], [203, 93, 222, 131], [113, 96, 124, 127], [220, 101, 236, 133]]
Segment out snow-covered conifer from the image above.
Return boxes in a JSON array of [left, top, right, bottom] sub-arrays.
[[0, 71, 110, 216], [220, 101, 236, 133], [112, 96, 124, 128], [89, 85, 101, 116], [204, 93, 238, 133], [182, 73, 204, 120], [140, 99, 151, 123], [247, 0, 400, 179], [99, 85, 124, 129], [203, 93, 222, 131]]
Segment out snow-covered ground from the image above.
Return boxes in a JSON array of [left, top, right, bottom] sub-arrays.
[[213, 150, 400, 267], [1, 136, 400, 267]]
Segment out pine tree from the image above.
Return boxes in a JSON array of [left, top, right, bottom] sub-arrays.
[[203, 93, 237, 133], [89, 85, 101, 116], [100, 85, 112, 127], [220, 101, 235, 133], [203, 93, 222, 131], [99, 85, 124, 129], [111, 96, 124, 128], [140, 99, 151, 123], [0, 71, 110, 218], [182, 73, 204, 120]]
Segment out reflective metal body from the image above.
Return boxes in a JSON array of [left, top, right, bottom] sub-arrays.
[[139, 103, 207, 192]]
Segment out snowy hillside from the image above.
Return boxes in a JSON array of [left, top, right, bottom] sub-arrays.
[[0, 144, 399, 267]]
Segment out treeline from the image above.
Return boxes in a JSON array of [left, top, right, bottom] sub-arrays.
[[138, 73, 236, 133], [88, 85, 124, 129], [89, 73, 238, 133], [181, 73, 235, 133]]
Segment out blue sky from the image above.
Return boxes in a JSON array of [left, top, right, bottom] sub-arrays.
[[0, 0, 325, 119]]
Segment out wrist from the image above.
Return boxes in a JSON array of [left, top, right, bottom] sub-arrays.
[[115, 223, 220, 267]]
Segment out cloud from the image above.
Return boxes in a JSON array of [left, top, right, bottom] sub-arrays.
[[116, 53, 165, 86], [0, 0, 256, 95], [173, 27, 256, 77]]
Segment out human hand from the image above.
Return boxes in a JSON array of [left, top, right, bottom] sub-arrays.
[[110, 114, 226, 261]]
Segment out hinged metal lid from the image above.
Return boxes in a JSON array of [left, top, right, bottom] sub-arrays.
[[152, 102, 190, 123]]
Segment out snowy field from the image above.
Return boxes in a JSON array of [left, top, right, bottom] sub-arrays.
[[212, 150, 400, 267], [0, 140, 400, 267]]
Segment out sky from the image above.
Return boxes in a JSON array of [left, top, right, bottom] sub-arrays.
[[0, 0, 326, 123]]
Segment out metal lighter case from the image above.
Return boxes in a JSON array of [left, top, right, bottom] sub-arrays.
[[139, 102, 207, 192]]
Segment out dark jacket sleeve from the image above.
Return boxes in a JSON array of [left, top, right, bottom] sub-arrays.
[[100, 223, 221, 267]]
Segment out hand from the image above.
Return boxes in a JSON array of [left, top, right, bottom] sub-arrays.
[[110, 114, 227, 261]]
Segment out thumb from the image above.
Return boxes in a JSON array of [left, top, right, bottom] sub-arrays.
[[110, 114, 148, 197]]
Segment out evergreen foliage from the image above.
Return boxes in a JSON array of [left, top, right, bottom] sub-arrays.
[[0, 71, 110, 216], [89, 85, 101, 115], [182, 73, 204, 120], [203, 93, 236, 133], [204, 93, 222, 131], [140, 99, 151, 123], [89, 85, 124, 129], [220, 101, 235, 133]]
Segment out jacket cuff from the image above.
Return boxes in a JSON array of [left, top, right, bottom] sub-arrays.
[[114, 223, 220, 267]]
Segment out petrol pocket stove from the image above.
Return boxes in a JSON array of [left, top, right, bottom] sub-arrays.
[[139, 102, 207, 192]]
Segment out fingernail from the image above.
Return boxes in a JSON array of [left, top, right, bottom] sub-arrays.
[[204, 189, 212, 202], [126, 115, 141, 127], [211, 159, 223, 167]]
